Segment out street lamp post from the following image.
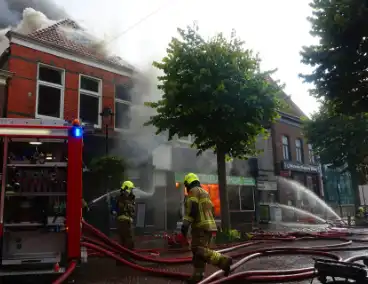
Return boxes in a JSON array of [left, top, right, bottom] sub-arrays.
[[99, 107, 114, 236], [99, 107, 114, 155]]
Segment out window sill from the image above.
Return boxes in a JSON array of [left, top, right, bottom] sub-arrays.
[[81, 122, 101, 129], [36, 114, 64, 121]]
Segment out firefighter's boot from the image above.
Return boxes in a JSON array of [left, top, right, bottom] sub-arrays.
[[218, 255, 233, 276]]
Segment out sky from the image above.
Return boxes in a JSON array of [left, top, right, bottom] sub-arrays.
[[53, 0, 320, 116]]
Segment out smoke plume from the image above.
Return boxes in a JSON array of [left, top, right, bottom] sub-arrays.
[[111, 64, 167, 168], [0, 0, 67, 28], [0, 8, 60, 54]]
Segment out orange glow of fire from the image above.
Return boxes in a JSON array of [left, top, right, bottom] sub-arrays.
[[181, 183, 220, 217]]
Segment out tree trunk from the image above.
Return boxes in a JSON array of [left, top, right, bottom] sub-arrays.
[[350, 168, 361, 210], [216, 147, 231, 232]]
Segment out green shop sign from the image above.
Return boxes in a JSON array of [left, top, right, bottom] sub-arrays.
[[175, 172, 255, 186]]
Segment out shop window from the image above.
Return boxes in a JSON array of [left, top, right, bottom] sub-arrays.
[[228, 186, 241, 211], [201, 184, 220, 217], [295, 139, 304, 162], [282, 135, 290, 160], [240, 186, 255, 210], [228, 185, 255, 211], [145, 205, 155, 226], [36, 64, 65, 119]]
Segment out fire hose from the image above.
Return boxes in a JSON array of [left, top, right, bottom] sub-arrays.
[[52, 261, 77, 284], [52, 221, 368, 283]]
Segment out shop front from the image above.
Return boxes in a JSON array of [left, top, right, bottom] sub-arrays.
[[174, 172, 256, 231], [281, 161, 320, 192], [280, 161, 321, 216]]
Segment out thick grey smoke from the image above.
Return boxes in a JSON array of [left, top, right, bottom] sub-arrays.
[[0, 0, 68, 28], [111, 64, 167, 168]]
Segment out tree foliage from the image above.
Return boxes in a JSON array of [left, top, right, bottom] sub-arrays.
[[303, 103, 368, 205], [300, 0, 368, 114], [89, 155, 125, 188], [145, 25, 282, 158], [145, 25, 283, 230], [304, 103, 368, 168]]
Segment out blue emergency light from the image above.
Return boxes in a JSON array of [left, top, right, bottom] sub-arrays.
[[70, 126, 83, 138]]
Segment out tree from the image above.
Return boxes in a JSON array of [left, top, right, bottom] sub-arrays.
[[303, 102, 368, 207], [89, 155, 126, 189], [300, 0, 368, 115], [145, 25, 282, 231]]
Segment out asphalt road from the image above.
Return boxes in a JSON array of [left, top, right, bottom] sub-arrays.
[[74, 234, 368, 284]]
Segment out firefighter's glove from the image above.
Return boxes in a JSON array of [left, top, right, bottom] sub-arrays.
[[181, 224, 189, 238]]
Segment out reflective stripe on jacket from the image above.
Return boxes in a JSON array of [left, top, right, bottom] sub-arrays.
[[117, 193, 135, 223], [183, 186, 217, 231]]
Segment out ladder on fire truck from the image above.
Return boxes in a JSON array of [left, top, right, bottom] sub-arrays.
[[0, 118, 83, 278]]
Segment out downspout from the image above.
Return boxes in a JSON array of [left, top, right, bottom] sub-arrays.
[[3, 77, 9, 118], [270, 123, 280, 203]]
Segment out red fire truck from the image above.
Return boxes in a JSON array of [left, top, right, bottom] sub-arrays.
[[0, 118, 83, 278]]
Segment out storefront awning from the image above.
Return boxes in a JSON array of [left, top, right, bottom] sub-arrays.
[[174, 172, 255, 186]]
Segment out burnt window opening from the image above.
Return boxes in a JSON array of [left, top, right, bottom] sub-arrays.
[[79, 75, 101, 126], [38, 85, 61, 118], [37, 64, 64, 118], [39, 66, 63, 85], [115, 84, 132, 102], [80, 94, 100, 125], [115, 101, 131, 129], [80, 76, 99, 93]]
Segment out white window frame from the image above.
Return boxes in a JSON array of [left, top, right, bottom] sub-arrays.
[[114, 85, 132, 131], [229, 185, 255, 212], [282, 135, 290, 160], [295, 139, 303, 162], [178, 135, 195, 144], [78, 74, 102, 128], [308, 144, 315, 164], [36, 63, 65, 120]]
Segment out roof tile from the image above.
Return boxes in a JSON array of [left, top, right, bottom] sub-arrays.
[[25, 19, 133, 71]]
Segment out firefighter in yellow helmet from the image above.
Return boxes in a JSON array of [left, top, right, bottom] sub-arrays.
[[181, 173, 233, 283], [112, 181, 136, 251], [356, 206, 366, 226]]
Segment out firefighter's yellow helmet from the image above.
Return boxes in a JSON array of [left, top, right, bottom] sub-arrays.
[[184, 173, 199, 186], [358, 207, 364, 212], [121, 181, 135, 193]]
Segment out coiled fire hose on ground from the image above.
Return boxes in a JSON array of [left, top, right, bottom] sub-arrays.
[[52, 220, 368, 283]]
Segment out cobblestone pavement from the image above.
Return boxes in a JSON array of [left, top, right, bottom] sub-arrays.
[[74, 237, 368, 284]]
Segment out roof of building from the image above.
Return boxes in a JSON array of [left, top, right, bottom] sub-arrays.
[[265, 76, 307, 119], [7, 19, 134, 73]]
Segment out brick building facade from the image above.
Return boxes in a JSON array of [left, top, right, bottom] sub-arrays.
[[271, 110, 323, 211], [0, 20, 134, 134]]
